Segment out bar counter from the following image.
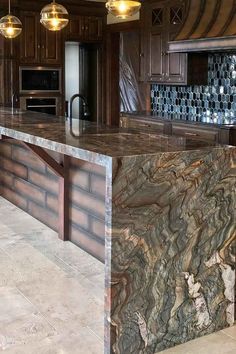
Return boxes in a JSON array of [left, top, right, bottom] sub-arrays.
[[0, 108, 235, 353]]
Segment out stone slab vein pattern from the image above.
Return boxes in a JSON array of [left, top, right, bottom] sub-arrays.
[[106, 147, 236, 353]]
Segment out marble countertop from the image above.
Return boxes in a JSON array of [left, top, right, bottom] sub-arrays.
[[0, 108, 232, 166], [121, 111, 236, 127]]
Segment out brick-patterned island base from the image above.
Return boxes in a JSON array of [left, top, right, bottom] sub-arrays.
[[0, 110, 235, 354], [0, 139, 106, 261]]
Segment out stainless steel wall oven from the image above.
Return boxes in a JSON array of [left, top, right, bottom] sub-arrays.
[[19, 67, 61, 94]]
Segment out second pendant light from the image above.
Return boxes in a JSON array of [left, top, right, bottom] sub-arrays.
[[40, 0, 69, 31]]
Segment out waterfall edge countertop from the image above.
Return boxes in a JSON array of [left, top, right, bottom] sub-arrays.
[[0, 107, 236, 353], [0, 108, 232, 167]]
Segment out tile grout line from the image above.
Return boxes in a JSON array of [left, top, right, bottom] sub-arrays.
[[15, 287, 59, 334], [86, 326, 104, 344], [221, 330, 236, 342]]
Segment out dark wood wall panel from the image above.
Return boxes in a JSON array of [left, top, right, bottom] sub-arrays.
[[0, 140, 105, 262]]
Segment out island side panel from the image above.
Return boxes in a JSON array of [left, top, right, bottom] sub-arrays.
[[0, 139, 106, 262], [105, 147, 236, 354]]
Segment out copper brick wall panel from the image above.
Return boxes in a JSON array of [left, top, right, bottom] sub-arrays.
[[0, 140, 105, 262]]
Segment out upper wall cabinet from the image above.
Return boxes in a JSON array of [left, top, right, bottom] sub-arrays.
[[66, 15, 103, 41], [140, 0, 208, 85], [19, 11, 62, 65]]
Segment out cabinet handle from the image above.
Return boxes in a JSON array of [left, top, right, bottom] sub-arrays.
[[185, 132, 199, 136], [38, 44, 40, 49], [85, 26, 88, 30], [139, 53, 144, 57], [82, 25, 85, 30]]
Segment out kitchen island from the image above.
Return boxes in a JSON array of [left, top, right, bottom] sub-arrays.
[[0, 108, 235, 353]]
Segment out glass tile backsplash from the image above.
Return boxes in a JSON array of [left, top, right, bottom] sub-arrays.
[[151, 54, 236, 120]]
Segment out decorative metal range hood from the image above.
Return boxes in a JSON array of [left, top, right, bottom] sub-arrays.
[[168, 0, 236, 53]]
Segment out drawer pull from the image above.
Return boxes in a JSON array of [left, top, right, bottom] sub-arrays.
[[185, 132, 198, 136]]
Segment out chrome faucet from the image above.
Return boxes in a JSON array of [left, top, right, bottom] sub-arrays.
[[69, 93, 90, 121], [11, 93, 18, 113]]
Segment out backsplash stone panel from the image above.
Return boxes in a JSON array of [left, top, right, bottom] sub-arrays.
[[151, 54, 236, 119]]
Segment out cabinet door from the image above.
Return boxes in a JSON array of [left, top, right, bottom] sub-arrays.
[[20, 12, 40, 64], [88, 17, 103, 41], [41, 28, 62, 65], [148, 31, 165, 82], [164, 1, 187, 84], [145, 4, 166, 82], [165, 30, 187, 84], [67, 15, 84, 39], [66, 15, 103, 41]]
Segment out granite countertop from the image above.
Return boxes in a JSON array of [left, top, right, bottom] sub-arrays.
[[0, 108, 231, 166], [121, 111, 236, 127]]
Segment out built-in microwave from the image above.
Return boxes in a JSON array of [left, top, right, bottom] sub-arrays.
[[19, 67, 61, 93]]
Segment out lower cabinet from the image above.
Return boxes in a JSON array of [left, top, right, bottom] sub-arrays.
[[120, 116, 166, 133], [120, 115, 235, 145], [171, 123, 220, 142]]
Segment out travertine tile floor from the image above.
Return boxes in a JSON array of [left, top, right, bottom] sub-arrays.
[[0, 197, 104, 353], [0, 197, 235, 354]]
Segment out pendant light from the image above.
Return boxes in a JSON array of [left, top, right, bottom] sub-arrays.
[[0, 0, 22, 39], [40, 0, 69, 31], [106, 0, 141, 19]]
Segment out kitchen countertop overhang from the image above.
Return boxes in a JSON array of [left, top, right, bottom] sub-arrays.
[[0, 108, 229, 168]]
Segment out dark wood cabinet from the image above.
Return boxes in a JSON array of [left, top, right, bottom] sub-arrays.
[[141, 0, 208, 85], [20, 11, 62, 65], [66, 15, 103, 41], [40, 26, 62, 65], [120, 115, 236, 145], [120, 115, 166, 133], [20, 12, 39, 64]]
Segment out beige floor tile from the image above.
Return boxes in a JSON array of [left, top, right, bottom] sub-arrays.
[[222, 326, 236, 340], [0, 197, 104, 353], [157, 328, 236, 354], [87, 316, 104, 342], [1, 327, 103, 354], [0, 250, 22, 287], [17, 275, 104, 332], [0, 287, 56, 351], [0, 242, 66, 285]]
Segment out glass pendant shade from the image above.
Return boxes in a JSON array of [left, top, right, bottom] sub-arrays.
[[0, 0, 22, 39], [40, 1, 69, 31], [106, 0, 141, 19]]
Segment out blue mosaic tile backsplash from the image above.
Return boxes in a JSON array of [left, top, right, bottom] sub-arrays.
[[151, 54, 236, 120]]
